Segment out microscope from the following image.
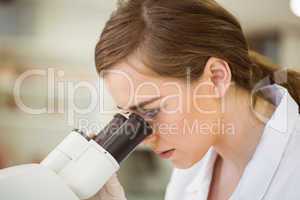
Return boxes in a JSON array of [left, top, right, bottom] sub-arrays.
[[0, 113, 153, 200]]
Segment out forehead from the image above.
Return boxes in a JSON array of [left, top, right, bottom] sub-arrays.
[[103, 56, 165, 108], [103, 53, 188, 110]]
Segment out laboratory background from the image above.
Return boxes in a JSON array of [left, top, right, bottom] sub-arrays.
[[0, 0, 300, 200]]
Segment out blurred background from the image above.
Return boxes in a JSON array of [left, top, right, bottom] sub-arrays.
[[0, 0, 300, 199]]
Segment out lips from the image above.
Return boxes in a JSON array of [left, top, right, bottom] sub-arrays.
[[156, 149, 175, 159]]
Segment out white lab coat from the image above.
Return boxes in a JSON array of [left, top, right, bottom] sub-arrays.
[[165, 83, 300, 200]]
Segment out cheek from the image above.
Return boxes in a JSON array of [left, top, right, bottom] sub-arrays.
[[170, 130, 214, 169], [150, 93, 216, 164], [151, 111, 186, 137], [153, 112, 215, 167], [151, 113, 198, 149]]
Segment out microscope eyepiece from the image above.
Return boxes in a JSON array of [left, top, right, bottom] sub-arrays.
[[93, 113, 153, 163], [94, 113, 128, 145]]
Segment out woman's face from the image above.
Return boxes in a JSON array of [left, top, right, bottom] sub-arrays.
[[104, 54, 222, 169]]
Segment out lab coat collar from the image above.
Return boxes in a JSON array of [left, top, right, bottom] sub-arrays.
[[185, 84, 299, 200], [185, 146, 218, 199]]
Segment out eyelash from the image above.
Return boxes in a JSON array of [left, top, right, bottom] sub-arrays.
[[117, 106, 160, 118], [137, 107, 160, 118]]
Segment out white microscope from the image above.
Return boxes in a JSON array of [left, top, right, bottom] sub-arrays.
[[0, 113, 153, 200]]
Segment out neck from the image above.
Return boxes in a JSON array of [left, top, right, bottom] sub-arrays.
[[213, 85, 276, 173]]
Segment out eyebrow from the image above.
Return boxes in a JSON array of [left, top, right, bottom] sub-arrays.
[[117, 96, 162, 111]]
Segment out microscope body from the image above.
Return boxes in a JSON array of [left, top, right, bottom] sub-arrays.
[[0, 131, 119, 200], [0, 164, 80, 200], [0, 113, 153, 200]]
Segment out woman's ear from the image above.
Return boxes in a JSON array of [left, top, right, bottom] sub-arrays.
[[203, 57, 232, 98]]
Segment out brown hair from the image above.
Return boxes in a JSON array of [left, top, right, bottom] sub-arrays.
[[95, 0, 300, 110]]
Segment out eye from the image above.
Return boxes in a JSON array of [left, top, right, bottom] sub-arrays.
[[138, 107, 160, 119]]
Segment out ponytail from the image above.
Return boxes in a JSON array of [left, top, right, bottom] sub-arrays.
[[249, 50, 300, 111]]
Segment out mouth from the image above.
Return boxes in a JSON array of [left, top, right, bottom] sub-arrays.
[[156, 149, 176, 159]]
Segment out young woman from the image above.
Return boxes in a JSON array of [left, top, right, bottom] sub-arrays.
[[90, 0, 300, 199]]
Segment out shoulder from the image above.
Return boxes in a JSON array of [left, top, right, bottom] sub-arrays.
[[264, 115, 300, 198], [275, 115, 300, 176], [283, 115, 300, 158]]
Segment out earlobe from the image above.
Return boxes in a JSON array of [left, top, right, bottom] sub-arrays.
[[214, 82, 226, 98]]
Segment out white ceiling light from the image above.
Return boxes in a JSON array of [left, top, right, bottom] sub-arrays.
[[291, 0, 300, 17]]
